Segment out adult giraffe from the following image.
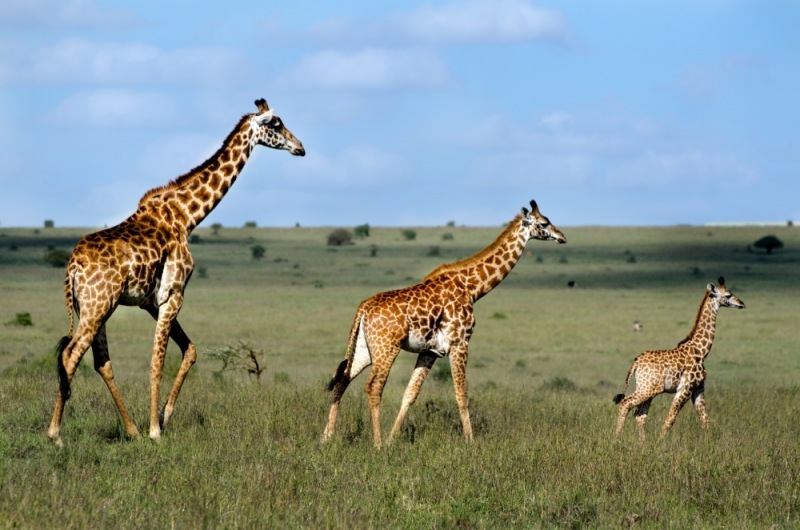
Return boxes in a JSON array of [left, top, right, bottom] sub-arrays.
[[47, 99, 305, 446], [322, 200, 567, 447]]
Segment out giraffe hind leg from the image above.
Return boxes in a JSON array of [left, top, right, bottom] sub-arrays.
[[48, 320, 98, 446], [91, 324, 139, 439], [387, 353, 436, 444]]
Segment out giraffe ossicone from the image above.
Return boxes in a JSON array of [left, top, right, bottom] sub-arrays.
[[322, 199, 567, 448], [613, 276, 745, 440], [47, 98, 304, 447]]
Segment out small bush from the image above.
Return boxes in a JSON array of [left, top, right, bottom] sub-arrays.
[[43, 220, 55, 228], [441, 233, 454, 241], [541, 376, 577, 392], [369, 245, 378, 257], [626, 255, 637, 263], [43, 249, 70, 268], [354, 224, 370, 238], [250, 245, 266, 259], [401, 229, 417, 241], [426, 246, 441, 257], [196, 265, 208, 279], [558, 255, 568, 264], [327, 228, 353, 246], [431, 362, 451, 383], [206, 342, 267, 385], [189, 234, 202, 244], [243, 221, 257, 228], [7, 312, 33, 327]]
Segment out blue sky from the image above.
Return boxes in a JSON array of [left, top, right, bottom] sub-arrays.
[[1, 0, 798, 228]]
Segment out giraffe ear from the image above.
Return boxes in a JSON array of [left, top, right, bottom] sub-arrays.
[[255, 108, 275, 124], [707, 283, 717, 294]]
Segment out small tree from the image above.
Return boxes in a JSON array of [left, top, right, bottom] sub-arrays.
[[753, 235, 783, 255], [327, 228, 353, 246], [206, 342, 267, 385], [354, 223, 370, 238], [44, 220, 55, 228], [210, 223, 222, 235], [243, 221, 257, 228]]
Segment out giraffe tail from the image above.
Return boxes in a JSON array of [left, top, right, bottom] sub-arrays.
[[326, 304, 367, 392], [55, 335, 72, 400], [612, 363, 636, 404]]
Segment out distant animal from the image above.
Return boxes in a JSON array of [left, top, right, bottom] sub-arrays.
[[613, 277, 745, 439], [47, 99, 305, 447], [322, 200, 567, 447], [567, 280, 577, 288], [633, 320, 643, 332]]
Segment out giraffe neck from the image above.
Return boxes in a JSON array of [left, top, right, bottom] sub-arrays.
[[679, 291, 719, 357], [433, 215, 529, 303], [137, 115, 257, 234]]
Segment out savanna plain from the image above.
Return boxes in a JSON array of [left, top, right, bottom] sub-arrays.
[[1, 222, 798, 528]]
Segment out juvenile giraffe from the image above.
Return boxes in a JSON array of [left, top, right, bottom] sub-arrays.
[[47, 99, 305, 446], [322, 200, 567, 447], [613, 277, 745, 440]]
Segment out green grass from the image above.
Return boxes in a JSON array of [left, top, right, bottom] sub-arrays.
[[1, 223, 799, 527]]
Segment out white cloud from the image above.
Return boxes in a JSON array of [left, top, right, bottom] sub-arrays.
[[278, 48, 451, 91], [395, 0, 569, 45], [304, 0, 570, 46], [43, 90, 179, 128], [0, 39, 246, 87], [274, 145, 410, 187], [0, 0, 136, 30], [605, 151, 760, 188]]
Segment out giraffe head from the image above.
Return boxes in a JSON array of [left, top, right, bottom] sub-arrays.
[[250, 98, 305, 156], [708, 276, 745, 309], [521, 199, 567, 244]]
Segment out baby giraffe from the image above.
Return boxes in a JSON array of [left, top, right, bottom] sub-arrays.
[[613, 277, 745, 440]]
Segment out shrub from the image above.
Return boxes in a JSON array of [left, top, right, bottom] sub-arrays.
[[189, 234, 202, 244], [206, 342, 267, 385], [7, 312, 33, 327], [426, 246, 441, 257], [43, 220, 55, 228], [369, 245, 378, 257], [431, 362, 451, 383], [196, 265, 208, 279], [441, 233, 454, 241], [401, 229, 417, 241], [243, 221, 257, 228], [327, 228, 353, 246], [250, 245, 266, 259], [354, 224, 370, 238], [210, 223, 222, 235], [43, 248, 70, 268]]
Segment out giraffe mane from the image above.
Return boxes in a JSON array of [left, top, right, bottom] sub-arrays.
[[138, 113, 253, 206], [423, 214, 524, 281], [677, 289, 712, 346]]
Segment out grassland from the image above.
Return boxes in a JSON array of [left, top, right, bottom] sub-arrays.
[[1, 222, 798, 528]]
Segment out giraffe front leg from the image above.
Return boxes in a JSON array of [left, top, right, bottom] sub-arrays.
[[660, 384, 692, 439], [387, 354, 436, 444], [691, 381, 710, 432], [450, 345, 472, 442], [148, 293, 183, 441], [145, 306, 197, 428]]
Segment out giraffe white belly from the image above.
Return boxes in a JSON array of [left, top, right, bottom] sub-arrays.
[[403, 330, 450, 357]]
